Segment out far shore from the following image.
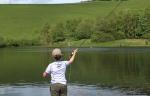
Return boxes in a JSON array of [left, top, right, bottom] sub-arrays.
[[0, 39, 150, 48]]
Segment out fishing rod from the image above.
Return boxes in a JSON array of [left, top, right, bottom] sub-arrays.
[[68, 0, 123, 82], [67, 40, 89, 82]]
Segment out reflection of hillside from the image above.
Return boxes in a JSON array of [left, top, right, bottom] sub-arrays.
[[0, 47, 150, 90], [69, 48, 150, 89]]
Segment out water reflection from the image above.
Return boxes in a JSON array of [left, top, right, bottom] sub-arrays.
[[0, 47, 150, 95]]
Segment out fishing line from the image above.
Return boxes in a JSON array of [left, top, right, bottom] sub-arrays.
[[68, 0, 123, 83], [105, 0, 123, 19], [68, 39, 87, 82]]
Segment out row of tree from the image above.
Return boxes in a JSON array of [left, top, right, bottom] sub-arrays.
[[0, 8, 149, 47], [40, 8, 150, 45]]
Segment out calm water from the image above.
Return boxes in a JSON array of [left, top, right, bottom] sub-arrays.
[[0, 47, 150, 96]]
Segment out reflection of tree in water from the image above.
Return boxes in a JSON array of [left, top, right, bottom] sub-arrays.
[[70, 48, 150, 89], [0, 47, 150, 93]]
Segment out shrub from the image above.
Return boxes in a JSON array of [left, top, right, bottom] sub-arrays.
[[5, 39, 19, 47], [142, 33, 150, 40], [18, 39, 39, 46], [40, 23, 52, 45], [113, 31, 126, 40], [95, 19, 113, 34], [140, 8, 150, 36], [52, 23, 65, 42], [92, 32, 115, 42], [0, 36, 6, 47], [74, 19, 94, 40], [64, 19, 81, 39], [121, 11, 139, 38]]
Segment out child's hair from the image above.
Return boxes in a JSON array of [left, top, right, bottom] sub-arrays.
[[54, 55, 62, 61]]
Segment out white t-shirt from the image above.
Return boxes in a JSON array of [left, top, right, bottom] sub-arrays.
[[45, 61, 69, 85]]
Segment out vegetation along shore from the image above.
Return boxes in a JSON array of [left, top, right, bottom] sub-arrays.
[[0, 0, 150, 47]]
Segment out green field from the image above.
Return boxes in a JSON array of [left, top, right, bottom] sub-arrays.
[[0, 0, 150, 46]]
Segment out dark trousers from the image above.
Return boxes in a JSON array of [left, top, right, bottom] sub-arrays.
[[50, 83, 67, 96]]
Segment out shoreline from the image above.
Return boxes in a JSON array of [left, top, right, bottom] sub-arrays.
[[0, 39, 150, 48]]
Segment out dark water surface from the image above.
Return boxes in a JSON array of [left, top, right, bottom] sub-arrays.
[[0, 47, 150, 96]]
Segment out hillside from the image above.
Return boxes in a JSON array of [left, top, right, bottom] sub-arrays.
[[0, 0, 150, 46]]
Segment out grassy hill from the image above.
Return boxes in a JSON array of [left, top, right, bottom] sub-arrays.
[[0, 0, 150, 46]]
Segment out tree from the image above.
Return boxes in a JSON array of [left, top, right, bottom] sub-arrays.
[[40, 23, 52, 45], [121, 12, 140, 38], [0, 36, 5, 47], [92, 32, 115, 42], [64, 19, 81, 40], [74, 19, 94, 40], [52, 23, 65, 42], [141, 8, 150, 39]]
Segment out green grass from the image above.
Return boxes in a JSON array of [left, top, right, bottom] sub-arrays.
[[52, 39, 150, 47], [0, 2, 117, 40], [93, 39, 150, 47], [0, 0, 150, 45]]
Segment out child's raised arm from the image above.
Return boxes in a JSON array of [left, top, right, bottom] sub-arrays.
[[68, 48, 78, 64]]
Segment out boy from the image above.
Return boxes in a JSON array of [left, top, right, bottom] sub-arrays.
[[43, 48, 78, 96]]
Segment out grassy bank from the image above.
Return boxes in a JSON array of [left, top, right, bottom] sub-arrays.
[[52, 39, 150, 47], [0, 0, 150, 47]]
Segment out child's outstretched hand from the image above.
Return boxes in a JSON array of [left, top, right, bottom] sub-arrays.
[[73, 48, 78, 55]]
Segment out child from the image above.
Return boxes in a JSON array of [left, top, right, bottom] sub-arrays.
[[43, 48, 78, 96]]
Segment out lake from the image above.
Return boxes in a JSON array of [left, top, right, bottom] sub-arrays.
[[0, 47, 150, 96]]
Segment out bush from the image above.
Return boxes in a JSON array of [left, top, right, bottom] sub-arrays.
[[4, 38, 40, 47], [5, 39, 19, 47], [121, 11, 140, 38], [64, 19, 81, 39], [92, 32, 115, 42], [0, 36, 6, 47], [52, 23, 65, 42], [74, 19, 94, 40], [140, 8, 150, 36], [95, 19, 113, 34], [113, 31, 126, 40], [142, 33, 150, 40], [40, 23, 52, 45], [18, 39, 39, 46]]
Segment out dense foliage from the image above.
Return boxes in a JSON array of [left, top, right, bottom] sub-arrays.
[[39, 8, 150, 45]]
